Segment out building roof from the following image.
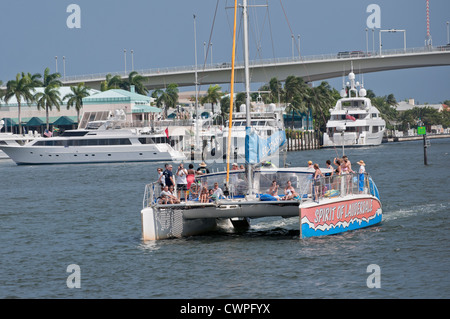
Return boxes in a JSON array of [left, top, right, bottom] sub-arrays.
[[82, 89, 151, 105], [0, 86, 100, 107], [395, 101, 444, 112]]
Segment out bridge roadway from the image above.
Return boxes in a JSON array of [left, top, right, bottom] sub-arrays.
[[62, 47, 450, 90]]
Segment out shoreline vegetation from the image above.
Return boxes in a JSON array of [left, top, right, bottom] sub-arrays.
[[1, 71, 449, 137]]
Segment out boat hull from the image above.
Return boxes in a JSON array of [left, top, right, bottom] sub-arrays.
[[0, 145, 185, 165], [299, 195, 382, 238], [323, 131, 384, 147], [141, 207, 217, 241]]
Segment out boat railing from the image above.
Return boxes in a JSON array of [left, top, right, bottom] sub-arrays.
[[300, 172, 373, 204], [143, 171, 378, 209]]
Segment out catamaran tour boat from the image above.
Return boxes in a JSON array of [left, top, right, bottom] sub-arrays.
[[0, 114, 186, 165], [140, 0, 382, 240], [322, 71, 386, 147]]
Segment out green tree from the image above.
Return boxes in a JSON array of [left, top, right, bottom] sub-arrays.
[[64, 83, 90, 124], [371, 94, 398, 129], [101, 74, 123, 91], [153, 83, 179, 118], [121, 71, 148, 95], [34, 84, 62, 130], [284, 76, 310, 129], [4, 73, 36, 134], [219, 95, 230, 124], [201, 84, 222, 116], [235, 92, 246, 112], [308, 81, 335, 132], [41, 67, 62, 87], [258, 77, 282, 104]]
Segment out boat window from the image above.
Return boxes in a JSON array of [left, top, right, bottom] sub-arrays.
[[372, 126, 379, 133], [53, 140, 65, 146], [138, 137, 169, 144], [60, 131, 89, 137]]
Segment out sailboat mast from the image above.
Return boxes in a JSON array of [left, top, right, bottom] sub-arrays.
[[226, 0, 238, 184], [242, 0, 253, 195]]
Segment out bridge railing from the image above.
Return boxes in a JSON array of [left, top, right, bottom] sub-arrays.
[[62, 46, 449, 83]]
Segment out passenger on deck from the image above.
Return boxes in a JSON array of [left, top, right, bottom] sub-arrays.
[[283, 180, 298, 200], [160, 185, 178, 204], [325, 160, 334, 177], [200, 186, 209, 203], [232, 163, 239, 170], [313, 163, 324, 200], [197, 162, 210, 175], [157, 167, 165, 187], [163, 164, 175, 187], [357, 160, 366, 193], [212, 182, 224, 199], [168, 185, 180, 204], [158, 194, 168, 204], [307, 160, 313, 169], [186, 164, 196, 190], [342, 155, 354, 173], [333, 158, 342, 175], [188, 183, 199, 201], [267, 180, 280, 200], [176, 163, 188, 200]]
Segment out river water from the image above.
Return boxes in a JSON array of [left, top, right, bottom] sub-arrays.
[[0, 138, 449, 300]]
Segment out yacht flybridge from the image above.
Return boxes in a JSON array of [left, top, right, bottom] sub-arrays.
[[323, 71, 386, 147]]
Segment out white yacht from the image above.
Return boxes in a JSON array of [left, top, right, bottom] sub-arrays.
[[323, 72, 386, 147], [0, 122, 186, 165], [221, 101, 286, 163], [0, 132, 40, 159], [0, 120, 40, 159]]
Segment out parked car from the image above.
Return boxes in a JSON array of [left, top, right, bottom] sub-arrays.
[[437, 44, 450, 51], [337, 50, 368, 58]]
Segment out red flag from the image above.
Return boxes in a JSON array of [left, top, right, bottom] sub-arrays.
[[165, 127, 169, 139], [345, 112, 356, 121]]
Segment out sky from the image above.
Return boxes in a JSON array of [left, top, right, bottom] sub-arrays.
[[1, 0, 449, 104]]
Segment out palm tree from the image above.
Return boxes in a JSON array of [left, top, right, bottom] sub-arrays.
[[201, 84, 222, 115], [101, 74, 123, 91], [284, 76, 310, 129], [64, 83, 90, 124], [154, 83, 179, 118], [34, 84, 62, 130], [268, 77, 283, 103], [42, 67, 62, 87], [4, 73, 36, 134], [121, 71, 148, 95], [308, 81, 335, 132]]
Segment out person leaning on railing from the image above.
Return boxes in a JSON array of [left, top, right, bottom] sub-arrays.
[[313, 164, 324, 201], [356, 160, 366, 193]]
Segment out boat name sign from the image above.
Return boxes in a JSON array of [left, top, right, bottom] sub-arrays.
[[301, 197, 382, 237]]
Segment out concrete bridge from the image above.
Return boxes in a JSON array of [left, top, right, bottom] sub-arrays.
[[62, 46, 450, 90]]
